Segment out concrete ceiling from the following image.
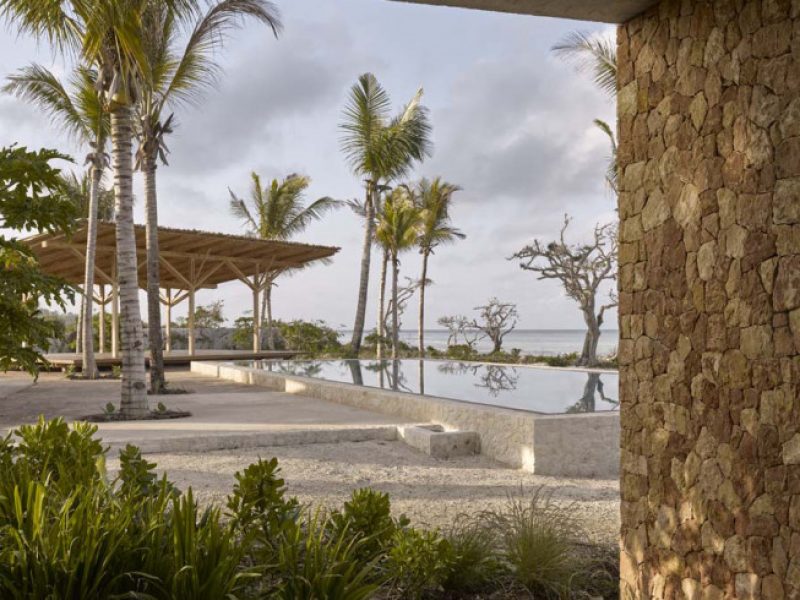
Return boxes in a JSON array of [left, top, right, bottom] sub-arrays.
[[388, 0, 659, 23]]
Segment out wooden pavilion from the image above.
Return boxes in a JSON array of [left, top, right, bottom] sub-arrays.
[[23, 221, 339, 365]]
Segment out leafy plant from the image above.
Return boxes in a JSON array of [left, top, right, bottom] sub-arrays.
[[117, 443, 174, 499], [387, 527, 452, 599], [484, 489, 582, 596], [227, 457, 300, 532], [103, 402, 116, 415], [329, 487, 408, 563], [159, 490, 252, 600], [441, 514, 504, 593], [0, 146, 76, 377], [271, 510, 381, 600]]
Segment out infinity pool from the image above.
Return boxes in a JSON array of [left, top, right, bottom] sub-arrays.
[[244, 359, 618, 414]]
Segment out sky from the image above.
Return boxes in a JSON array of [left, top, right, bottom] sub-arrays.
[[0, 0, 617, 331]]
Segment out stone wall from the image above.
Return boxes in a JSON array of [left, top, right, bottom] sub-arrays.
[[618, 0, 800, 597]]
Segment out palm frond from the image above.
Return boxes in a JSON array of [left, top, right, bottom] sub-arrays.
[[0, 0, 82, 53], [3, 64, 93, 143], [593, 118, 618, 193], [552, 31, 617, 96], [339, 73, 392, 177], [163, 0, 281, 109]]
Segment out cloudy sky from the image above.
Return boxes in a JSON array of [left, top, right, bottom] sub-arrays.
[[1, 0, 616, 331]]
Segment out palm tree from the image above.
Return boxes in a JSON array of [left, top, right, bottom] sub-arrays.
[[413, 177, 464, 358], [135, 0, 281, 393], [339, 73, 432, 354], [229, 172, 340, 349], [1, 0, 203, 416], [374, 188, 423, 360], [551, 30, 617, 97], [3, 64, 109, 379], [552, 31, 618, 194]]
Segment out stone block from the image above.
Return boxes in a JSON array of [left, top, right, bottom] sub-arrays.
[[397, 425, 480, 459]]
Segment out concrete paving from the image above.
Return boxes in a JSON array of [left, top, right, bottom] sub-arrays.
[[0, 370, 416, 454]]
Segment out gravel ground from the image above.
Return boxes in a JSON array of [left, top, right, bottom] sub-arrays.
[[118, 439, 620, 545]]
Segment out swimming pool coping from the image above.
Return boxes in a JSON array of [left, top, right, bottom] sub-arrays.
[[192, 360, 620, 478]]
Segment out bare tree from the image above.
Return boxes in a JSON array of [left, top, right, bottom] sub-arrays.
[[382, 277, 427, 340], [473, 298, 518, 354], [510, 214, 617, 367], [437, 315, 483, 350]]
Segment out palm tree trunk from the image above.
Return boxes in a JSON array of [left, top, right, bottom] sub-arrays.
[[377, 249, 388, 359], [111, 103, 148, 417], [391, 255, 399, 360], [350, 184, 374, 354], [418, 251, 429, 358], [143, 159, 165, 393], [80, 162, 103, 378]]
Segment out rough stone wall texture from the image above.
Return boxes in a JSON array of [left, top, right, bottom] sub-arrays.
[[618, 0, 800, 597]]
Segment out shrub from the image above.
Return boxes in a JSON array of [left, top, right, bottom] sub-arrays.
[[387, 527, 452, 599], [227, 457, 300, 532], [271, 510, 381, 600], [329, 487, 409, 563], [444, 344, 478, 361], [278, 319, 343, 355], [441, 514, 504, 593], [484, 489, 582, 597]]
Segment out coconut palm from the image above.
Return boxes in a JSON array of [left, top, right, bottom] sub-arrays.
[[229, 172, 340, 349], [339, 73, 432, 354], [551, 30, 617, 97], [1, 0, 204, 416], [135, 0, 281, 393], [374, 188, 423, 360], [413, 177, 464, 358], [3, 64, 109, 379], [552, 31, 618, 193]]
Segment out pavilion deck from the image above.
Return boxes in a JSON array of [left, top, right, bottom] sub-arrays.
[[45, 349, 298, 370]]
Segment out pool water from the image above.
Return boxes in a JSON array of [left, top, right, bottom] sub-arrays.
[[245, 359, 618, 414]]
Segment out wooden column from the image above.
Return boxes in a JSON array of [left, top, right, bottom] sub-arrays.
[[111, 283, 119, 358], [252, 284, 260, 352], [165, 288, 172, 353], [98, 285, 106, 353], [188, 286, 196, 356]]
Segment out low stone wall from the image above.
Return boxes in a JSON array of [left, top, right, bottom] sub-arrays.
[[191, 361, 620, 478]]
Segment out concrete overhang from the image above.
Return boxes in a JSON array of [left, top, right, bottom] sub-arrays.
[[388, 0, 659, 23]]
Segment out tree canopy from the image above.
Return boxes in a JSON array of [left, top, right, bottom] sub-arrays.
[[0, 145, 76, 375]]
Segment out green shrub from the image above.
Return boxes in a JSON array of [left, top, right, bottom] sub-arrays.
[[444, 344, 478, 360], [10, 417, 105, 497], [157, 490, 251, 600], [441, 514, 504, 593], [227, 457, 300, 532], [0, 481, 139, 599], [278, 319, 342, 355], [485, 490, 582, 597], [387, 527, 452, 599], [271, 510, 381, 600], [329, 487, 409, 563], [117, 443, 176, 499]]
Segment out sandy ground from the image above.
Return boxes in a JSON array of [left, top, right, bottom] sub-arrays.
[[116, 440, 621, 546]]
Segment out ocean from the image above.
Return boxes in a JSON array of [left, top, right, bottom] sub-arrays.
[[341, 329, 619, 357]]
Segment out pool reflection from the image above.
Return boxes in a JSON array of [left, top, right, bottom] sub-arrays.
[[250, 359, 619, 414]]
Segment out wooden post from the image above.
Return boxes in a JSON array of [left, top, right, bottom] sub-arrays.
[[165, 288, 172, 354], [111, 283, 119, 358], [188, 287, 196, 356], [252, 282, 260, 352], [98, 285, 106, 354]]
